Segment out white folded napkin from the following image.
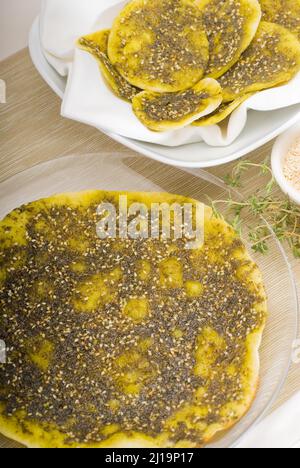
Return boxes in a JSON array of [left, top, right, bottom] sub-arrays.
[[40, 0, 300, 147], [237, 391, 300, 449]]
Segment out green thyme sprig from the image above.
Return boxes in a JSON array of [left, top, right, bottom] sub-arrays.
[[211, 159, 300, 258]]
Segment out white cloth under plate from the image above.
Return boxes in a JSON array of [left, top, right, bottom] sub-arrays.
[[40, 0, 300, 147]]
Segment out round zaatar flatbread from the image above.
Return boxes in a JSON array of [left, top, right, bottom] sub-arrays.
[[219, 21, 300, 102], [196, 0, 262, 79], [108, 0, 209, 92], [0, 192, 267, 448]]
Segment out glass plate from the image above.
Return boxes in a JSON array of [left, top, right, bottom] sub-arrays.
[[0, 153, 298, 448]]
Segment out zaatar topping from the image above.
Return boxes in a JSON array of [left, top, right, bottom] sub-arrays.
[[140, 90, 209, 122]]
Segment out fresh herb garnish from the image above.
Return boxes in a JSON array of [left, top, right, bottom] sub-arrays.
[[211, 159, 300, 258]]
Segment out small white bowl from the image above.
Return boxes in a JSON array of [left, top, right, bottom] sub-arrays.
[[271, 121, 300, 205]]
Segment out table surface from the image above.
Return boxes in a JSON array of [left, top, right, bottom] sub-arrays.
[[0, 49, 299, 444]]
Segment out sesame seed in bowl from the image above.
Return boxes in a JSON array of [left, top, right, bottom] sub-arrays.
[[283, 138, 300, 192], [272, 121, 300, 205]]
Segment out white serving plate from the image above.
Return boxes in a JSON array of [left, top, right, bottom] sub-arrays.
[[29, 18, 300, 169]]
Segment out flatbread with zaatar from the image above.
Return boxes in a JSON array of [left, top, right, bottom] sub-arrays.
[[132, 78, 222, 131], [260, 0, 300, 41], [196, 0, 261, 79], [219, 21, 300, 102], [193, 94, 253, 126], [108, 0, 209, 92], [78, 30, 140, 102], [0, 191, 267, 448]]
